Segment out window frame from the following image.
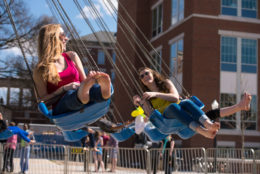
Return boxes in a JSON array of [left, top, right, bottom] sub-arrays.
[[97, 50, 105, 65], [221, 0, 258, 19], [152, 3, 163, 37], [171, 0, 184, 25]]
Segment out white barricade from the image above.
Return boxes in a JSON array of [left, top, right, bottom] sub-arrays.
[[0, 143, 259, 174]]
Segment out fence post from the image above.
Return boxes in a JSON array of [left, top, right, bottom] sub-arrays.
[[64, 145, 68, 174], [145, 148, 151, 174], [0, 143, 3, 170], [202, 148, 207, 174], [251, 149, 256, 174], [83, 147, 87, 173], [173, 149, 177, 171], [84, 148, 90, 174]]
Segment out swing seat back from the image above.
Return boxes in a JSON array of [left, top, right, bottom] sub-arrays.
[[190, 96, 204, 109], [0, 129, 13, 140], [38, 84, 114, 131], [63, 129, 88, 142]]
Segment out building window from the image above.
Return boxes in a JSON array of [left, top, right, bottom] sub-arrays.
[[221, 0, 257, 18], [242, 0, 257, 18], [221, 36, 257, 73], [171, 0, 184, 25], [152, 3, 163, 37], [170, 39, 183, 91], [241, 39, 257, 73], [98, 50, 105, 65], [22, 88, 32, 107], [0, 87, 7, 105], [221, 37, 237, 72], [220, 36, 258, 130], [222, 0, 238, 16], [9, 88, 20, 106], [112, 52, 116, 64], [151, 50, 162, 72], [111, 71, 115, 82]]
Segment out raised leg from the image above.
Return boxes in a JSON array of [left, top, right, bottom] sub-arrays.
[[220, 92, 252, 117]]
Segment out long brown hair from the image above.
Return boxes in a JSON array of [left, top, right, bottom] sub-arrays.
[[138, 67, 169, 93], [35, 24, 63, 85]]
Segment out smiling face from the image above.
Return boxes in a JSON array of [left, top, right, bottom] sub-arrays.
[[139, 68, 154, 86], [59, 27, 69, 52]]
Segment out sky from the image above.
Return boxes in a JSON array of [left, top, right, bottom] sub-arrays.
[[1, 0, 118, 57]]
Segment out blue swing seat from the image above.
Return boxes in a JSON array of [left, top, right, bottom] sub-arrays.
[[111, 124, 135, 142], [149, 96, 204, 139], [190, 96, 205, 109], [143, 122, 168, 142], [0, 129, 13, 140], [63, 129, 88, 142], [38, 84, 114, 131]]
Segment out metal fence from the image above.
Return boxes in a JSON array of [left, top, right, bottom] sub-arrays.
[[0, 143, 259, 174]]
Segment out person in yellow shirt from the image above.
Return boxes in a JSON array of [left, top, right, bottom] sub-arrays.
[[20, 124, 35, 174], [133, 67, 251, 139]]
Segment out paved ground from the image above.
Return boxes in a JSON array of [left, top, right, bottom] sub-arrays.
[[4, 158, 201, 174]]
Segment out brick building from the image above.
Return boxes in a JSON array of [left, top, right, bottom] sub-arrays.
[[115, 0, 260, 148]]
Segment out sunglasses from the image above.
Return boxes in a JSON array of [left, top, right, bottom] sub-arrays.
[[60, 32, 67, 37], [139, 71, 150, 79]]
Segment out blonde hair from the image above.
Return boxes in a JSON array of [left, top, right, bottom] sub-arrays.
[[36, 24, 63, 85]]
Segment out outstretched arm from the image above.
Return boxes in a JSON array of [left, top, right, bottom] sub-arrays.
[[9, 126, 30, 142]]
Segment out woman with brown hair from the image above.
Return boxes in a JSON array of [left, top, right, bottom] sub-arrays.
[[134, 67, 252, 139], [33, 24, 111, 115], [133, 67, 220, 139]]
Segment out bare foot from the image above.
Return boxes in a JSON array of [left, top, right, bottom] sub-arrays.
[[239, 92, 252, 111], [95, 72, 111, 100], [77, 74, 96, 104], [204, 120, 220, 132]]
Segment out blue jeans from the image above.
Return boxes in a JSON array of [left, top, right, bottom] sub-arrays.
[[163, 99, 208, 130], [20, 146, 30, 172], [53, 84, 105, 115]]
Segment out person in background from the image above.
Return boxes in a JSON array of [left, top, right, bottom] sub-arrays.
[[108, 135, 118, 173], [0, 112, 7, 132], [101, 132, 110, 170], [93, 131, 105, 172], [85, 128, 95, 148], [2, 122, 17, 173], [149, 140, 162, 174], [20, 124, 35, 174], [160, 135, 175, 174]]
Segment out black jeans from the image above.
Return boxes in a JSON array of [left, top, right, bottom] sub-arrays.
[[2, 148, 14, 172]]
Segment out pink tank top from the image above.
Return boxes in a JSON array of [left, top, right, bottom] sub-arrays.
[[47, 52, 80, 94]]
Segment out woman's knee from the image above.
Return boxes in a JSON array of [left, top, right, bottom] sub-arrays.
[[164, 104, 182, 118]]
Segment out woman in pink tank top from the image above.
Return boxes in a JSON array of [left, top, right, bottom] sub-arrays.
[[33, 24, 112, 115]]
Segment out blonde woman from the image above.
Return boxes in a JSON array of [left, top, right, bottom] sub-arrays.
[[33, 24, 111, 115]]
